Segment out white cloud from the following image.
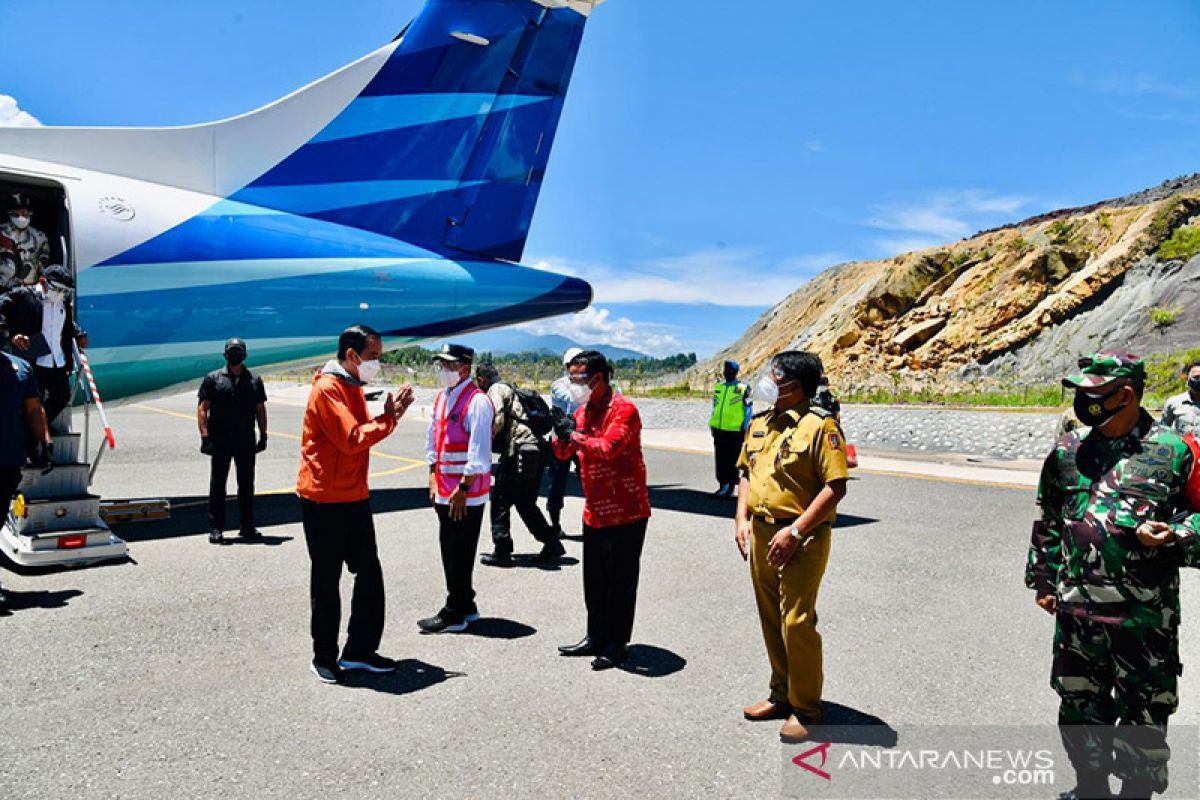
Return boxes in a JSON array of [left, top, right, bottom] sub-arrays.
[[804, 140, 826, 153], [529, 248, 846, 308], [0, 95, 41, 127], [865, 189, 1032, 256], [517, 306, 684, 357], [1069, 71, 1200, 101]]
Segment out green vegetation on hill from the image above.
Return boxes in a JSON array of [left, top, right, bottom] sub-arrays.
[[1157, 226, 1200, 262]]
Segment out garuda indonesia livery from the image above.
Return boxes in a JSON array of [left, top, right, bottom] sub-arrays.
[[0, 0, 603, 400]]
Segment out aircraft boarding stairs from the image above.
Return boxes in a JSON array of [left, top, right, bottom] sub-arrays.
[[0, 359, 129, 568]]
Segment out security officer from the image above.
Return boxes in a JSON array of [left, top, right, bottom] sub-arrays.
[[1157, 360, 1200, 435], [734, 350, 849, 744], [1, 316, 54, 613], [197, 338, 268, 545], [1028, 351, 1200, 800], [709, 360, 751, 498], [0, 193, 50, 285]]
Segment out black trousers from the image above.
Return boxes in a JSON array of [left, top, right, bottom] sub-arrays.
[[583, 519, 648, 648], [301, 498, 385, 665], [546, 453, 571, 526], [33, 365, 70, 425], [491, 446, 555, 552], [436, 502, 485, 619], [208, 444, 256, 532], [711, 428, 744, 486]]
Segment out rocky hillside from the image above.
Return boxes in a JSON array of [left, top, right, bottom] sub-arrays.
[[705, 174, 1200, 389]]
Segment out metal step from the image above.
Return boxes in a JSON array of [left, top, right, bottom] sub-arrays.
[[9, 493, 102, 536], [51, 432, 82, 465], [19, 463, 90, 499]]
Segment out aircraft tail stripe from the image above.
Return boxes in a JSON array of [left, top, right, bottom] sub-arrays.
[[231, 180, 485, 215], [309, 93, 550, 144]]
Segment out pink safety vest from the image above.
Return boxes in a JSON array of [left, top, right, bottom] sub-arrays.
[[433, 381, 492, 500]]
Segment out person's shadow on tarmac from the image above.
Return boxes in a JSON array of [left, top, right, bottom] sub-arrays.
[[808, 702, 899, 747], [340, 659, 461, 696], [460, 618, 537, 639], [619, 644, 687, 678], [0, 587, 83, 615]]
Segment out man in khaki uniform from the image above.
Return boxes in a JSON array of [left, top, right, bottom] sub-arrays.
[[734, 350, 849, 743]]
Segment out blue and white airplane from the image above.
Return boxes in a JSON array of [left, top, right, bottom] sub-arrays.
[[0, 0, 602, 400]]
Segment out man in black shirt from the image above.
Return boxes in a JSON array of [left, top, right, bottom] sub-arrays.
[[197, 338, 268, 544]]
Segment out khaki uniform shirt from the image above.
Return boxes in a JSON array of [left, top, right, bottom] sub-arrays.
[[1158, 392, 1200, 436], [737, 404, 850, 531]]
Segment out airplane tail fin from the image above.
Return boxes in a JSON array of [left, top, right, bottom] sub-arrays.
[[231, 0, 603, 262], [0, 0, 604, 264]]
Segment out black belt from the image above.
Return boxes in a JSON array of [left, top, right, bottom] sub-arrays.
[[753, 513, 797, 526]]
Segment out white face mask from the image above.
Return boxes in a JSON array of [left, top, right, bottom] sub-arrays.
[[437, 366, 462, 389], [752, 375, 780, 407], [356, 358, 382, 383], [568, 381, 593, 405], [10, 214, 30, 231]]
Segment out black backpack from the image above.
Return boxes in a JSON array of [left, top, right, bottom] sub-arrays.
[[501, 383, 555, 439]]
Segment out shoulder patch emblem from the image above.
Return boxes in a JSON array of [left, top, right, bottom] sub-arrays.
[[827, 432, 843, 451]]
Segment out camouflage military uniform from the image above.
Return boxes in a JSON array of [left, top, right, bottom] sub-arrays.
[[1027, 352, 1200, 794]]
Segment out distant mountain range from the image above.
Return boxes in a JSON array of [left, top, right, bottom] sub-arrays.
[[455, 329, 653, 361]]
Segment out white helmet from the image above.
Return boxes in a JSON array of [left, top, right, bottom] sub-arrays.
[[563, 347, 584, 366]]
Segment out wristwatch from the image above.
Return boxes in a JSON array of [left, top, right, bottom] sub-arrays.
[[788, 524, 802, 540]]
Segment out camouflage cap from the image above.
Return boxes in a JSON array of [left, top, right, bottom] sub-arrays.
[[1062, 350, 1145, 390]]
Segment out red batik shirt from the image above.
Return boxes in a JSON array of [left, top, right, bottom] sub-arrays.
[[554, 390, 652, 529]]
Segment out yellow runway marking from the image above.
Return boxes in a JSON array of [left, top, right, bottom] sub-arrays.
[[131, 403, 425, 465]]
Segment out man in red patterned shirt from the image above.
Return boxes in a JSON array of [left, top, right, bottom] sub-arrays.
[[553, 350, 651, 670]]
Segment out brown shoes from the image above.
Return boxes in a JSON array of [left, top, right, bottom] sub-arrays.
[[779, 714, 811, 743], [743, 699, 792, 721]]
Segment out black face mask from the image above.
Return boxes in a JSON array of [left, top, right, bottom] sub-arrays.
[[1188, 377, 1200, 393], [225, 351, 246, 367], [1074, 386, 1128, 429]]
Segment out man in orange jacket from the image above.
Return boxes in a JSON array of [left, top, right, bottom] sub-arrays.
[[297, 324, 414, 684]]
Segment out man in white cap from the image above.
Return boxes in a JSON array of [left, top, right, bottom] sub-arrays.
[[546, 347, 584, 535]]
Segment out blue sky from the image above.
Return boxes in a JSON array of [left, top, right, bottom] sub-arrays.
[[3, 0, 1199, 356]]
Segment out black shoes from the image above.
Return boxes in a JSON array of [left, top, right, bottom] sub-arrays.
[[558, 636, 604, 657], [208, 529, 225, 545], [310, 660, 342, 684], [532, 539, 566, 564], [591, 645, 629, 671], [239, 529, 263, 540], [480, 551, 514, 568], [338, 653, 397, 673], [418, 610, 480, 634]]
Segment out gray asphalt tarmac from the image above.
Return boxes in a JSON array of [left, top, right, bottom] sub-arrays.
[[2, 390, 1198, 800]]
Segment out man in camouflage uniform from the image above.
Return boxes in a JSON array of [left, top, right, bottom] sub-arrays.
[[1028, 351, 1200, 800]]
